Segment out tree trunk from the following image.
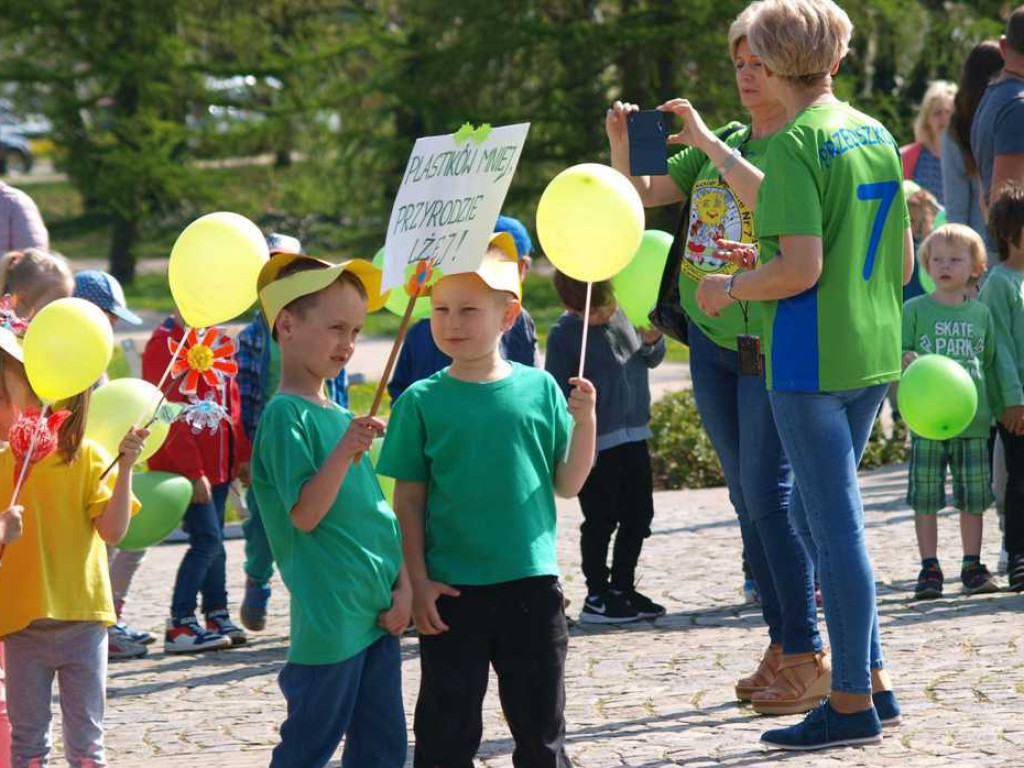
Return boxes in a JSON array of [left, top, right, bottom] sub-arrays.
[[109, 213, 138, 284]]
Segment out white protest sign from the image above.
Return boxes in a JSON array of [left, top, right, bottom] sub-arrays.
[[381, 123, 530, 291]]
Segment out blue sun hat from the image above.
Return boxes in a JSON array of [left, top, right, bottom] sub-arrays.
[[73, 270, 143, 325]]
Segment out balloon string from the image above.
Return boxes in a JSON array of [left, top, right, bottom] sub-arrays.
[[578, 281, 593, 379]]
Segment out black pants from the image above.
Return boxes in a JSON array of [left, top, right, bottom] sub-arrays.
[[998, 425, 1024, 558], [577, 440, 655, 594], [414, 576, 570, 768]]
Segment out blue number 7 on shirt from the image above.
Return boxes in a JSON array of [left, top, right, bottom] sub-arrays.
[[857, 180, 900, 281]]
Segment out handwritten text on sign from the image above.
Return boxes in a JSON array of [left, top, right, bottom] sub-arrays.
[[381, 123, 530, 291]]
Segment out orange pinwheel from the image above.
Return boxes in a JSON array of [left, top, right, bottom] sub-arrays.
[[169, 327, 238, 396], [405, 259, 434, 298]]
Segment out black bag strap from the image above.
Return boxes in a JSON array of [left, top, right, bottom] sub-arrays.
[[655, 124, 746, 306]]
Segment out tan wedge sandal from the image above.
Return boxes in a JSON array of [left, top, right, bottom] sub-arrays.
[[735, 644, 782, 702], [751, 649, 831, 715]]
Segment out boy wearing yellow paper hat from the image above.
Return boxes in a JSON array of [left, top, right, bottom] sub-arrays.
[[378, 233, 596, 766], [249, 253, 409, 767]]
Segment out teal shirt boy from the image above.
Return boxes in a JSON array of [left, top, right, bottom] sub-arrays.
[[377, 363, 572, 586], [979, 263, 1024, 414], [251, 394, 403, 664]]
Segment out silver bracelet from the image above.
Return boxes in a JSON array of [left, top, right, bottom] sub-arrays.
[[717, 146, 742, 176]]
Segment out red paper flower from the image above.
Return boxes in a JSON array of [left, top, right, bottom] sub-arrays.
[[405, 260, 434, 298], [9, 409, 72, 476], [168, 327, 238, 396], [0, 294, 29, 337]]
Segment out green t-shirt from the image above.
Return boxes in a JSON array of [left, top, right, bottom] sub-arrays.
[[756, 103, 910, 392], [668, 123, 766, 350], [978, 263, 1024, 410], [264, 339, 281, 400], [902, 296, 1000, 438], [377, 363, 572, 587], [251, 394, 402, 665]]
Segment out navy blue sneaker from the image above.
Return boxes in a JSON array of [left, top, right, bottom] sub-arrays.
[[240, 579, 271, 632], [761, 700, 882, 751], [872, 690, 901, 727]]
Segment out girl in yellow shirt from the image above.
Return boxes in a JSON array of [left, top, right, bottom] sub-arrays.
[[0, 331, 148, 767]]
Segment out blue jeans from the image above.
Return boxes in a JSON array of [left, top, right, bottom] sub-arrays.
[[272, 635, 406, 768], [171, 482, 230, 619], [688, 324, 820, 655], [770, 385, 888, 695], [242, 486, 275, 586]]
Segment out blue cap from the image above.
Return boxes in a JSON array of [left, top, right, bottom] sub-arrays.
[[494, 215, 533, 259], [73, 270, 142, 325], [266, 232, 304, 256]]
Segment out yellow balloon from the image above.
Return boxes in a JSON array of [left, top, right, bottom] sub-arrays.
[[85, 378, 170, 465], [169, 212, 269, 328], [24, 298, 113, 403], [536, 163, 645, 282]]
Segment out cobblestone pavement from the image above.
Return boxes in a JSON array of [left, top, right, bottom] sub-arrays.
[[51, 463, 1023, 766]]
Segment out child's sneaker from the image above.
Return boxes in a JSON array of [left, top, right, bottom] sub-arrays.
[[580, 591, 640, 625], [206, 610, 248, 647], [108, 625, 148, 661], [240, 579, 272, 632], [627, 590, 666, 619], [961, 563, 999, 595], [114, 621, 156, 646], [913, 564, 943, 600], [742, 579, 760, 605], [164, 617, 232, 654]]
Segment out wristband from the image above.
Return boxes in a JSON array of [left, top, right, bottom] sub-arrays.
[[725, 274, 738, 300], [717, 146, 742, 176]]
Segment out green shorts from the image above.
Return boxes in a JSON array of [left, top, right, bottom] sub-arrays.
[[907, 436, 993, 515]]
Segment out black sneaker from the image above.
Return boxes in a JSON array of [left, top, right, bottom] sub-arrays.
[[913, 564, 943, 600], [961, 563, 999, 595], [627, 590, 666, 619], [1008, 554, 1024, 593], [580, 591, 640, 625]]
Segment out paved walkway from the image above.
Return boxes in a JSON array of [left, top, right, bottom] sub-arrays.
[[53, 463, 1018, 766]]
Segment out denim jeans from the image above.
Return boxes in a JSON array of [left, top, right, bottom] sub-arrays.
[[688, 323, 820, 655], [170, 482, 230, 619], [770, 385, 889, 694], [4, 620, 108, 767], [242, 486, 275, 586], [272, 635, 406, 768]]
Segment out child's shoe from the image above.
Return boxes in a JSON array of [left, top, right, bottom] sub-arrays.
[[164, 617, 232, 654], [108, 625, 148, 661], [742, 579, 760, 605], [627, 590, 666, 619], [580, 591, 640, 625], [114, 621, 156, 646], [913, 564, 943, 599], [240, 579, 272, 631], [961, 563, 999, 595], [1008, 554, 1024, 592], [206, 610, 248, 647], [760, 700, 882, 751], [872, 689, 901, 727]]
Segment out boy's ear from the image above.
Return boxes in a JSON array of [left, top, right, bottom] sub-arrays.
[[502, 297, 523, 332], [275, 310, 292, 341]]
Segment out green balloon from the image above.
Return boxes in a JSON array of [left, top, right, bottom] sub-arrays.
[[368, 437, 395, 506], [611, 230, 673, 328], [371, 248, 432, 321], [898, 354, 978, 440], [119, 471, 193, 551]]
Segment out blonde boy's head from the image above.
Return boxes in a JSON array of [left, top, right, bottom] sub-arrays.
[[919, 223, 988, 278], [747, 0, 853, 87]]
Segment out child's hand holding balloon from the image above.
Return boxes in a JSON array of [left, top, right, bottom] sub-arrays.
[[0, 505, 24, 545], [117, 427, 151, 470]]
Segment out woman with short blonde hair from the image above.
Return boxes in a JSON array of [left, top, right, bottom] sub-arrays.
[[899, 80, 958, 205], [699, 0, 911, 750]]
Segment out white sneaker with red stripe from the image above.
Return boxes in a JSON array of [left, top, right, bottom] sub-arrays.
[[164, 616, 232, 654]]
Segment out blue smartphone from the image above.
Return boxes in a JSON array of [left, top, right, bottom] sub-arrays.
[[628, 110, 669, 176]]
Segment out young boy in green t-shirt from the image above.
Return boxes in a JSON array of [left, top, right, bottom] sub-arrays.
[[378, 233, 597, 766], [903, 224, 1010, 599], [250, 252, 410, 768]]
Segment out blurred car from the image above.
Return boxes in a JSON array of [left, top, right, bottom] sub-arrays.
[[0, 133, 33, 175]]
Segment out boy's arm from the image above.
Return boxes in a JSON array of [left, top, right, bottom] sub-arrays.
[[554, 378, 597, 498], [289, 416, 385, 533], [985, 281, 1024, 409], [394, 480, 459, 635]]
